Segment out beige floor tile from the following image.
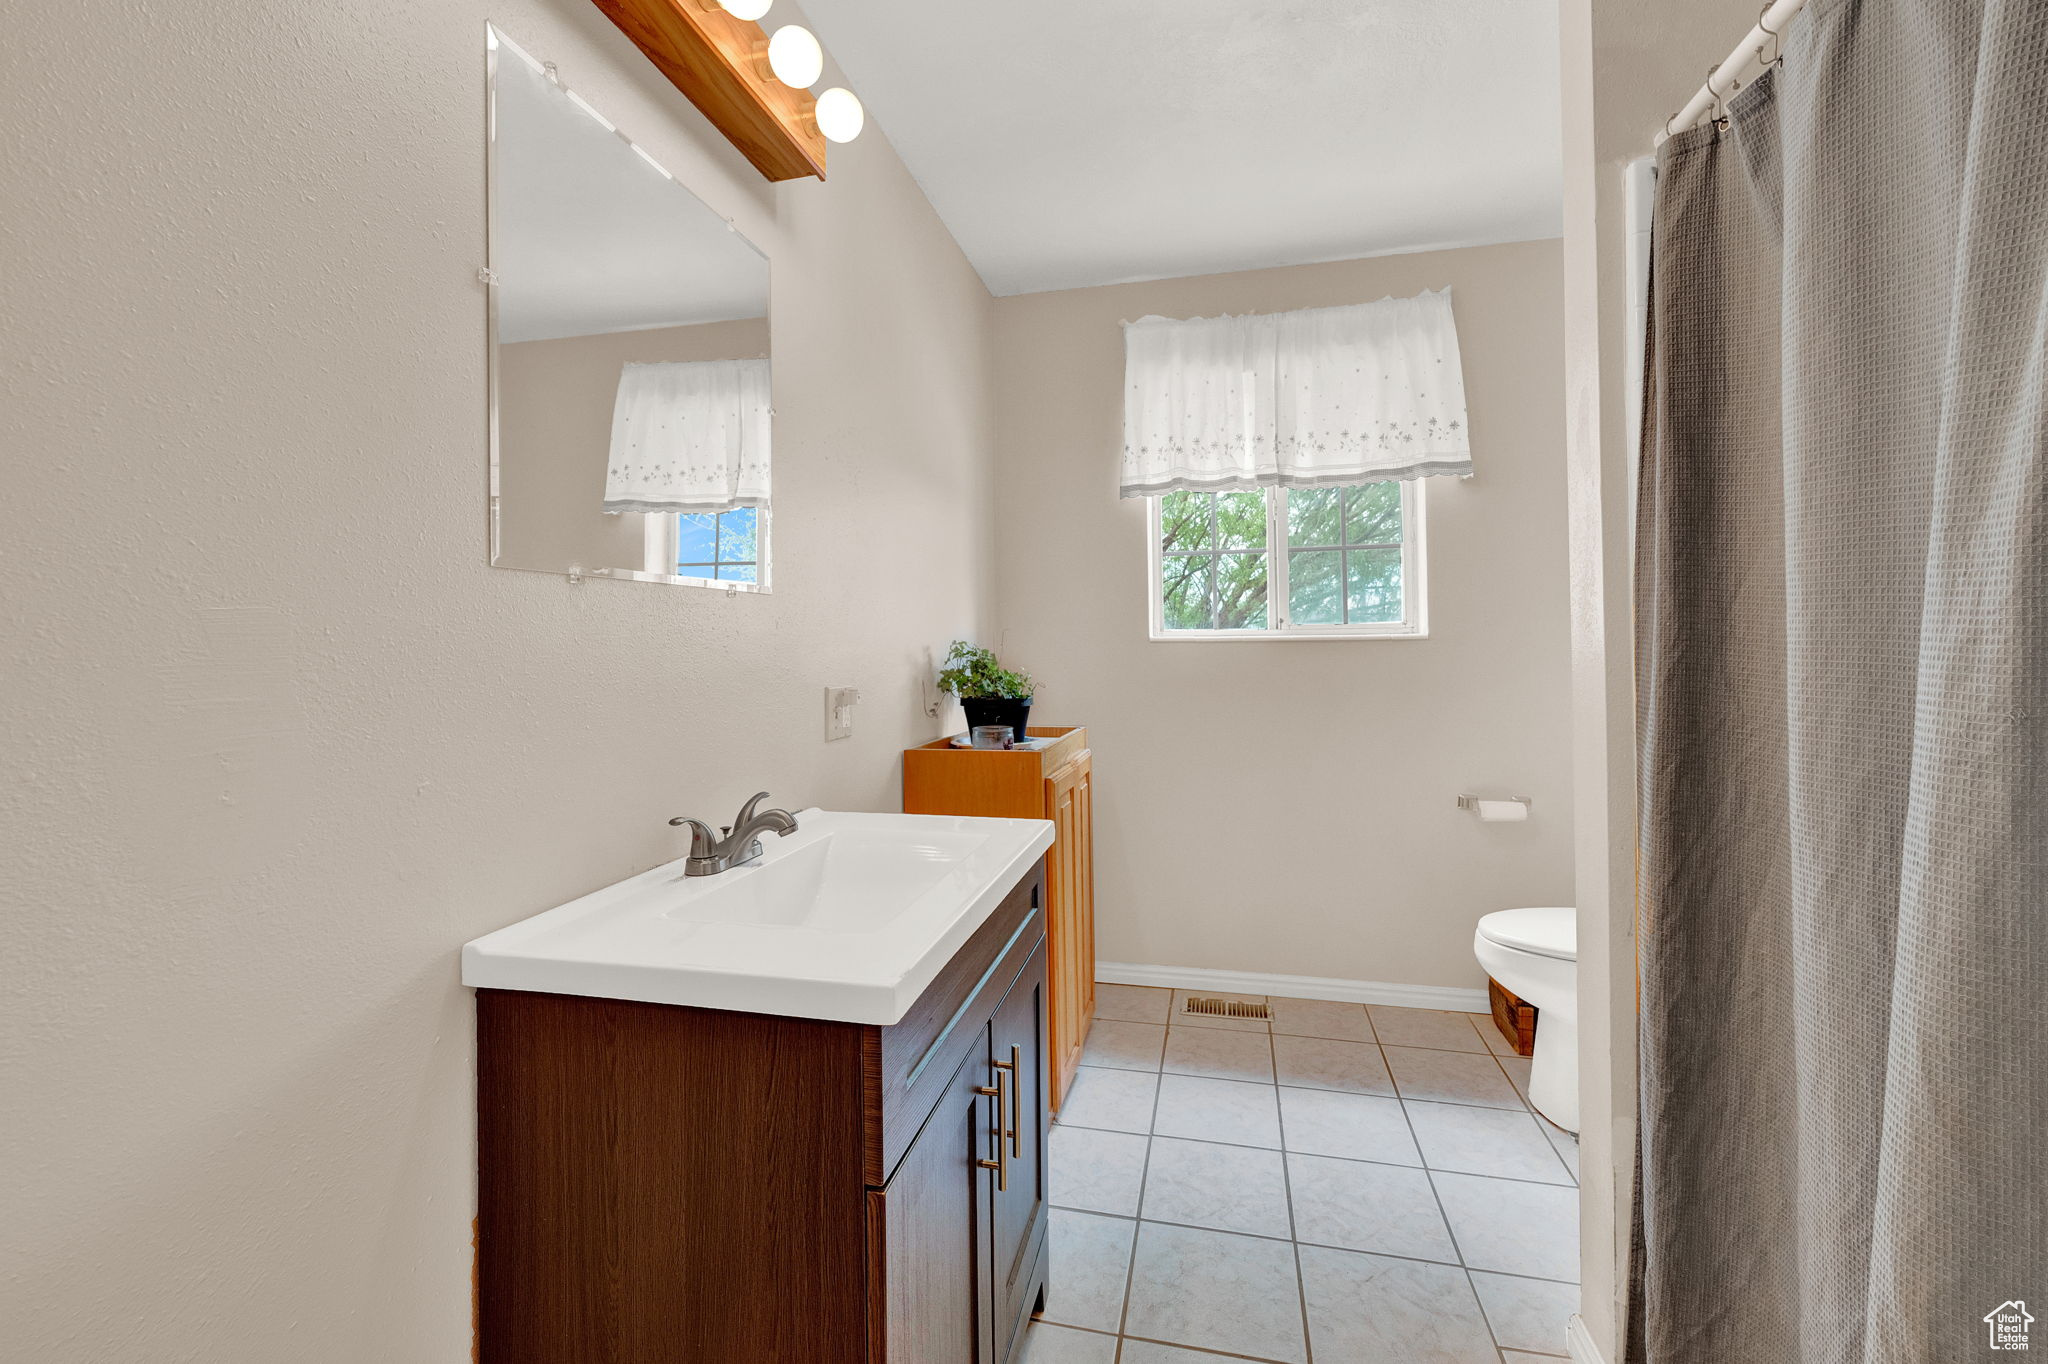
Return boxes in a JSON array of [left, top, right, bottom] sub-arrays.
[[1169, 988, 1271, 1032], [1278, 1088, 1420, 1164], [1267, 996, 1374, 1042], [1094, 982, 1173, 1024], [1081, 1019, 1166, 1072], [1299, 1245, 1498, 1364], [1431, 1172, 1580, 1282], [1384, 1045, 1526, 1109], [1272, 1035, 1395, 1095], [1163, 1026, 1275, 1083], [1367, 1005, 1492, 1052], [1058, 1065, 1158, 1134], [1118, 1342, 1256, 1364], [1140, 1136, 1291, 1238], [1405, 1101, 1574, 1184], [1037, 1209, 1136, 1333], [1541, 1118, 1580, 1181], [1472, 1271, 1581, 1356], [1018, 1322, 1118, 1364], [1498, 1053, 1536, 1102], [1124, 1222, 1307, 1363], [1152, 1075, 1282, 1149], [1049, 1125, 1150, 1215], [1286, 1153, 1458, 1261]]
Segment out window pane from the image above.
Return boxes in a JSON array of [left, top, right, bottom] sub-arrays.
[[719, 507, 758, 563], [1289, 549, 1343, 625], [1346, 547, 1403, 622], [1286, 487, 1342, 547], [716, 563, 758, 584], [1160, 490, 1213, 553], [1344, 482, 1402, 545], [1162, 555, 1214, 630], [677, 513, 718, 565], [1213, 551, 1269, 629], [1216, 490, 1265, 550]]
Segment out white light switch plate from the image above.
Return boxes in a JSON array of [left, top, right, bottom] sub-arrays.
[[825, 686, 860, 742]]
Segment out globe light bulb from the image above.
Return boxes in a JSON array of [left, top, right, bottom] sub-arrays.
[[813, 87, 864, 143], [766, 24, 824, 89], [718, 0, 772, 19]]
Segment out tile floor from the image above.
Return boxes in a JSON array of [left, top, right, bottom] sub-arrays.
[[1024, 985, 1578, 1364]]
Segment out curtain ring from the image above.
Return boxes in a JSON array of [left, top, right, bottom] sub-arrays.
[[1707, 65, 1728, 129], [1757, 4, 1783, 67]]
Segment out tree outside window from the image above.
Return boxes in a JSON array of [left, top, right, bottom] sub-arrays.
[[1153, 482, 1422, 637]]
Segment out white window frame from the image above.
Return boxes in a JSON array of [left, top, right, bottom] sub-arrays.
[[1145, 482, 1428, 641]]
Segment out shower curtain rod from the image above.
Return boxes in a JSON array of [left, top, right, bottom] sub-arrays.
[[1656, 0, 1810, 144]]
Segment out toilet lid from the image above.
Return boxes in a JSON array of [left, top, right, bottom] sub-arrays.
[[1477, 906, 1576, 961]]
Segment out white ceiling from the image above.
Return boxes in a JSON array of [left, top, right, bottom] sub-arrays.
[[493, 44, 768, 343], [800, 0, 1562, 296]]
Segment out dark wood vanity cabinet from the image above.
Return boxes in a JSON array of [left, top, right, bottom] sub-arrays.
[[477, 859, 1049, 1364], [871, 937, 1047, 1364], [988, 938, 1049, 1355]]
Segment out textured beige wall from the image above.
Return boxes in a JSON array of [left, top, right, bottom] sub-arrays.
[[496, 318, 770, 573], [0, 1, 995, 1358], [990, 240, 1575, 992], [1556, 0, 1763, 1353]]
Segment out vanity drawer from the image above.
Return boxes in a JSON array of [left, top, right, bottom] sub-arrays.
[[864, 862, 1045, 1186]]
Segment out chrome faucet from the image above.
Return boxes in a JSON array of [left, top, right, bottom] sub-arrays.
[[669, 791, 799, 877]]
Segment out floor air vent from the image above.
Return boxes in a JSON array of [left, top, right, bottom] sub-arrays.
[[1182, 996, 1270, 1020]]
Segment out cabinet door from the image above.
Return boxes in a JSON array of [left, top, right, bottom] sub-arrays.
[[988, 939, 1051, 1360], [1044, 753, 1096, 1111], [868, 1040, 997, 1364]]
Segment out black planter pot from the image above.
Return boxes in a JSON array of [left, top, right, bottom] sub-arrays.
[[961, 696, 1033, 745]]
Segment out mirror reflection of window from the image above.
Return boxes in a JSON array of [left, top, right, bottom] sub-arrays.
[[487, 28, 772, 590], [642, 506, 763, 584], [678, 509, 760, 583]]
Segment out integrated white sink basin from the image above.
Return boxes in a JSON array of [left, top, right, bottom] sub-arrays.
[[461, 809, 1054, 1025]]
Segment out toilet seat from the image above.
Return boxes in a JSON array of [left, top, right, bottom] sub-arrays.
[[1476, 906, 1575, 962]]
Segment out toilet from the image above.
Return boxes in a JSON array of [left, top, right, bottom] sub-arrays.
[[1472, 906, 1578, 1133]]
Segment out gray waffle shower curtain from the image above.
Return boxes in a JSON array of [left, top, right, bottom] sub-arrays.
[[1631, 1, 2047, 1361]]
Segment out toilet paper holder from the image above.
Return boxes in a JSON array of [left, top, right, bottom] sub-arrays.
[[1457, 794, 1532, 812]]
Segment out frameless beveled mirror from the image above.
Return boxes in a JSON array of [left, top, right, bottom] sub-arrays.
[[487, 27, 772, 590]]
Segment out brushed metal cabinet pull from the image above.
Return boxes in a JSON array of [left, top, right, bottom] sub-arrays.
[[1001, 1045, 1022, 1157], [975, 1064, 1009, 1192]]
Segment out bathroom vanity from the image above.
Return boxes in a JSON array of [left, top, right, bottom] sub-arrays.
[[464, 811, 1054, 1364]]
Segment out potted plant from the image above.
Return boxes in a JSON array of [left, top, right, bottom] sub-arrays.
[[935, 640, 1036, 744]]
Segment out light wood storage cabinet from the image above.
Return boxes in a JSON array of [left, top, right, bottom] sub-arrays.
[[904, 726, 1095, 1111]]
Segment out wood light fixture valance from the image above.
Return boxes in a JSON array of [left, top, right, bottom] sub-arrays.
[[590, 0, 829, 181]]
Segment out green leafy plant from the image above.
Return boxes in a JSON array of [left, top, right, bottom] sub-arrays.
[[935, 640, 1035, 701]]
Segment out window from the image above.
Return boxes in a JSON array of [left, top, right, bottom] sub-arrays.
[[642, 506, 768, 587], [1149, 482, 1425, 639], [676, 507, 761, 583]]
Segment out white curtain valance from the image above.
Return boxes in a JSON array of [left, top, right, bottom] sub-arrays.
[[1119, 288, 1470, 499], [602, 358, 771, 514]]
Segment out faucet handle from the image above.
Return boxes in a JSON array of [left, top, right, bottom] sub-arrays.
[[731, 790, 772, 829], [667, 816, 720, 858]]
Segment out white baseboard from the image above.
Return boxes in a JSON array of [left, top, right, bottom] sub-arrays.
[[1566, 1314, 1608, 1364], [1095, 960, 1488, 1014]]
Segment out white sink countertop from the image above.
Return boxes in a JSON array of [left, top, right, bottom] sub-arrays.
[[461, 809, 1054, 1025]]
